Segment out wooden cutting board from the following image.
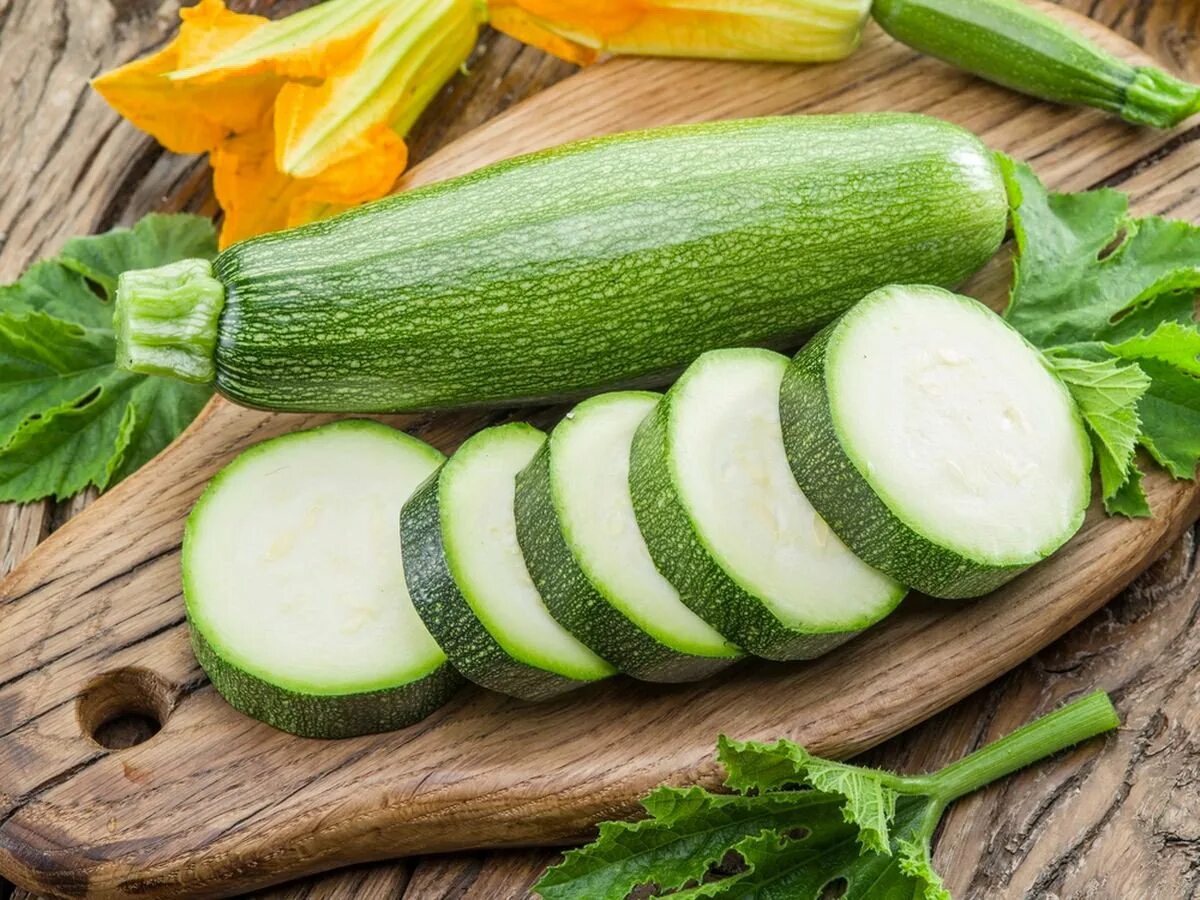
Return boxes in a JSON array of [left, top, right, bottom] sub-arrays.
[[2, 6, 1199, 898]]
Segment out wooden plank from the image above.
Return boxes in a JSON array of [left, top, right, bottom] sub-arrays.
[[391, 525, 1200, 900], [0, 5, 567, 897], [0, 1, 1195, 900], [402, 851, 558, 900], [854, 525, 1200, 898]]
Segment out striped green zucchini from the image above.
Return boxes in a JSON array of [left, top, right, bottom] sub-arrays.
[[872, 0, 1200, 128], [114, 114, 1007, 411]]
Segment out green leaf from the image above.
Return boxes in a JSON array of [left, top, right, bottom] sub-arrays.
[[0, 312, 115, 447], [536, 788, 840, 900], [1108, 321, 1200, 376], [1002, 155, 1200, 514], [535, 694, 1119, 900], [1002, 158, 1200, 348], [718, 736, 897, 855], [1135, 358, 1200, 480], [0, 367, 209, 503], [1045, 352, 1149, 514], [0, 261, 113, 329], [0, 214, 216, 502], [58, 213, 218, 301], [1105, 463, 1151, 518], [669, 802, 945, 900]]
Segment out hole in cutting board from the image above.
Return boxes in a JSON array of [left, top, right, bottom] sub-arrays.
[[77, 667, 176, 750]]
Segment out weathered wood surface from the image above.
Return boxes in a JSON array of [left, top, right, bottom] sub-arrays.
[[0, 0, 1198, 896]]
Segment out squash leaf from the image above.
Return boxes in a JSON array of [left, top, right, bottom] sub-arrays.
[[535, 693, 1118, 900], [0, 215, 215, 502], [1001, 157, 1200, 516], [1044, 351, 1150, 514]]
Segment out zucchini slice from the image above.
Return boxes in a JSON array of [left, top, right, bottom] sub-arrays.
[[402, 423, 616, 700], [182, 420, 462, 739], [629, 349, 905, 661], [515, 392, 743, 683], [781, 284, 1092, 599]]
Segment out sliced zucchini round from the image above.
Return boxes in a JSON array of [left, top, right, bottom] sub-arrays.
[[780, 284, 1093, 599], [182, 420, 462, 739], [629, 349, 905, 661], [515, 392, 743, 683], [402, 422, 615, 701]]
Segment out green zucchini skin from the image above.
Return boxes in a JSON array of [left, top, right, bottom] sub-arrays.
[[778, 295, 1088, 599], [628, 385, 881, 661], [190, 628, 462, 740], [515, 433, 741, 683], [780, 325, 1017, 598], [871, 0, 1200, 128], [401, 469, 599, 701], [205, 114, 1006, 412]]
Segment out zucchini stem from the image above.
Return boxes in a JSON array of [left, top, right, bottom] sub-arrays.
[[871, 0, 1200, 129], [114, 258, 224, 383], [920, 691, 1120, 804]]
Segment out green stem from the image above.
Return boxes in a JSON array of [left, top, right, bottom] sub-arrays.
[[114, 258, 224, 383], [924, 691, 1119, 804]]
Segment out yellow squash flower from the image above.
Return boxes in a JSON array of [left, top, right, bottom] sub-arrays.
[[487, 0, 872, 66], [95, 0, 869, 245], [94, 0, 484, 246]]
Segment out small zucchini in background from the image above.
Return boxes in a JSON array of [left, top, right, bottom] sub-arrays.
[[515, 392, 743, 683], [781, 284, 1093, 599], [629, 349, 906, 661], [183, 420, 462, 739], [871, 0, 1200, 128], [402, 423, 616, 701]]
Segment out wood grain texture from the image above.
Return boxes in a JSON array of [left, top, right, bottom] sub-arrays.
[[402, 851, 557, 900], [1, 0, 1199, 898], [0, 6, 571, 895], [394, 524, 1200, 900], [9, 860, 410, 900]]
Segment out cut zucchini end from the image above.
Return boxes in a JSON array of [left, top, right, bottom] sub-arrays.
[[114, 257, 224, 384], [553, 391, 740, 658], [827, 285, 1091, 569], [183, 419, 458, 737]]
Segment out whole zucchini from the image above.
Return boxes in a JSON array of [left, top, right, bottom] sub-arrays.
[[114, 114, 1007, 412]]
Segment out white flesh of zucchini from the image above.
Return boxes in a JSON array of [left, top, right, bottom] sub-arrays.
[[554, 394, 735, 656], [829, 287, 1091, 563], [185, 421, 446, 695], [673, 351, 902, 629], [443, 425, 614, 680]]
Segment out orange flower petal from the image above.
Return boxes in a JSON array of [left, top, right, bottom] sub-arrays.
[[210, 123, 356, 247], [487, 5, 600, 66], [92, 0, 275, 153], [96, 0, 483, 245], [274, 0, 480, 180], [169, 0, 395, 84], [487, 0, 870, 64]]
